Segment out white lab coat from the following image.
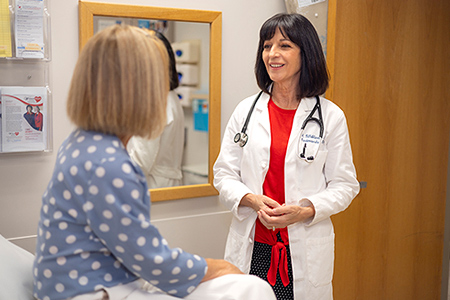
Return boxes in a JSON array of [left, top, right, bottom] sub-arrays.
[[213, 91, 360, 300], [128, 91, 185, 188]]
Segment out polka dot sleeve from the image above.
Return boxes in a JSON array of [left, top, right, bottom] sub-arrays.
[[82, 158, 207, 298]]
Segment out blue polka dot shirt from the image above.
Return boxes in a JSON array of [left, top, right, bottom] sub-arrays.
[[33, 130, 207, 300]]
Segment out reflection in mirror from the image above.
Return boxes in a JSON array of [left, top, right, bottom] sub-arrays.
[[93, 17, 210, 189], [79, 1, 222, 201]]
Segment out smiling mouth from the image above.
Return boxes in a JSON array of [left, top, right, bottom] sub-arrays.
[[270, 63, 284, 68]]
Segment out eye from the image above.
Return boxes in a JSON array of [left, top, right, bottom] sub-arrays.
[[263, 43, 271, 50], [281, 43, 292, 48]]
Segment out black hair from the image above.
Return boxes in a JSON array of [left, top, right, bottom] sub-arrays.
[[154, 31, 179, 91], [255, 13, 329, 98]]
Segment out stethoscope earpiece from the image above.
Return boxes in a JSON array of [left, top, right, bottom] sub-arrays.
[[300, 148, 315, 162], [298, 96, 323, 163]]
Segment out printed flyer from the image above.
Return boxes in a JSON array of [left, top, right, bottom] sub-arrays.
[[0, 86, 47, 152], [15, 0, 45, 58]]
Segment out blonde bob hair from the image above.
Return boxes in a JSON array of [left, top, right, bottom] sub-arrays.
[[67, 25, 168, 139]]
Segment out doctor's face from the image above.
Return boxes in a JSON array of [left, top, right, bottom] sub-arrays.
[[262, 28, 301, 87]]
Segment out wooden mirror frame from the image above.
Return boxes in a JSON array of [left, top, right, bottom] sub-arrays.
[[78, 1, 221, 202]]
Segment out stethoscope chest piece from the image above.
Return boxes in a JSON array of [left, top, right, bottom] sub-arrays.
[[234, 91, 263, 148], [234, 132, 248, 147]]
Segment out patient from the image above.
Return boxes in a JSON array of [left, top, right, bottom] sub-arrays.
[[32, 25, 276, 300]]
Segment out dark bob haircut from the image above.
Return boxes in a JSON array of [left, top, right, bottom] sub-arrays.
[[153, 31, 179, 91], [255, 13, 329, 99]]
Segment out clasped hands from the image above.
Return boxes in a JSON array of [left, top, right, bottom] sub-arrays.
[[240, 194, 315, 230]]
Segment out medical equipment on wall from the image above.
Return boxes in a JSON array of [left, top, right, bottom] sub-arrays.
[[234, 92, 323, 163]]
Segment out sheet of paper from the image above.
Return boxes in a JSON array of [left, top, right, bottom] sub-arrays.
[[0, 0, 12, 57], [15, 0, 45, 58], [1, 86, 47, 152], [0, 98, 2, 146], [297, 0, 326, 7], [285, 0, 329, 55]]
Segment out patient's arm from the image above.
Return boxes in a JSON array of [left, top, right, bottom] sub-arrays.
[[201, 258, 243, 282]]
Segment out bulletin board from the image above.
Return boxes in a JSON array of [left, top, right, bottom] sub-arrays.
[[0, 0, 52, 153]]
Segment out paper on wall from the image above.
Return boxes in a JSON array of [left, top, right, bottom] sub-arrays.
[[0, 0, 12, 57], [0, 86, 47, 152], [284, 0, 329, 55], [286, 0, 326, 9], [15, 0, 45, 58]]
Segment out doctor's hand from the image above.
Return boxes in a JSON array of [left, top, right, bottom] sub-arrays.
[[257, 204, 315, 229], [239, 193, 281, 214]]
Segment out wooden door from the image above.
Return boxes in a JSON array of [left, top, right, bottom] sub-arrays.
[[326, 0, 450, 299]]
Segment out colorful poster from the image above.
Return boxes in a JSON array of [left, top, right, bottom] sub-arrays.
[[1, 86, 47, 152]]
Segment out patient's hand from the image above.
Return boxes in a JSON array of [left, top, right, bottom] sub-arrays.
[[201, 258, 243, 282]]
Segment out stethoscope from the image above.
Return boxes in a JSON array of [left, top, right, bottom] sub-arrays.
[[234, 92, 324, 163]]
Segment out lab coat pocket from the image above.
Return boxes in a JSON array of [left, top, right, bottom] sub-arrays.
[[296, 149, 328, 191], [306, 233, 335, 287], [306, 149, 327, 170], [224, 227, 247, 271]]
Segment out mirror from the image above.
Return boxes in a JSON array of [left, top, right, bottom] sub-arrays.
[[79, 1, 222, 202]]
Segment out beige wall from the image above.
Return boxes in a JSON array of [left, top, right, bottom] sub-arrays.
[[0, 0, 287, 256]]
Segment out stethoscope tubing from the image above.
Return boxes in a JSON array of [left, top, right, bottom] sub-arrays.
[[301, 95, 323, 138], [234, 92, 324, 162], [241, 90, 263, 134], [233, 91, 263, 147]]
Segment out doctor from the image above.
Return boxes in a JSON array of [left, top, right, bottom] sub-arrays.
[[213, 13, 359, 300]]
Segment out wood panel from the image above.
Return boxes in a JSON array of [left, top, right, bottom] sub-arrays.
[[326, 1, 450, 299]]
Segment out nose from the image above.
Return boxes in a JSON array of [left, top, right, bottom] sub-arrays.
[[268, 45, 280, 58], [269, 47, 279, 58]]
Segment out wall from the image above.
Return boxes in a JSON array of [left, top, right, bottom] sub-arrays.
[[0, 0, 287, 256]]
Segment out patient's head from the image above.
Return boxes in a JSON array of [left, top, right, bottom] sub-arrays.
[[67, 24, 169, 140]]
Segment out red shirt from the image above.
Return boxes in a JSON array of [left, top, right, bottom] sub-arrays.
[[254, 98, 296, 286], [35, 112, 43, 131]]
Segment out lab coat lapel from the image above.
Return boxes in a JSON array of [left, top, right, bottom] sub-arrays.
[[254, 93, 271, 135], [287, 97, 317, 157]]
